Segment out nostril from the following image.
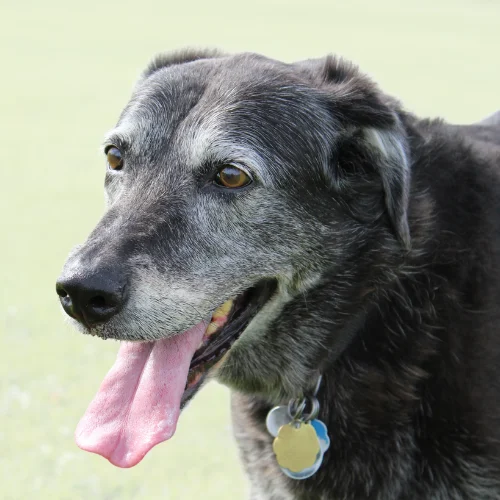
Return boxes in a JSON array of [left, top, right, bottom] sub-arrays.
[[56, 281, 79, 321], [83, 292, 121, 325], [88, 295, 110, 309], [56, 284, 69, 299]]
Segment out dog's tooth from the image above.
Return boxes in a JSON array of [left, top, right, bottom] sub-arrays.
[[212, 299, 233, 319], [205, 321, 219, 336], [202, 299, 234, 338]]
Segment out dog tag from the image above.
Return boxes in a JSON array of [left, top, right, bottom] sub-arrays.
[[311, 419, 330, 452], [272, 422, 320, 472], [279, 419, 330, 480], [281, 450, 323, 480], [266, 406, 291, 437]]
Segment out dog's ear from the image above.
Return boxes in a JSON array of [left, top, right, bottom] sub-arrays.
[[142, 48, 224, 80], [296, 56, 411, 249], [356, 125, 411, 250]]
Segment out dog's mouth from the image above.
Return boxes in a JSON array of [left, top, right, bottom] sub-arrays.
[[183, 279, 277, 406], [75, 279, 277, 468]]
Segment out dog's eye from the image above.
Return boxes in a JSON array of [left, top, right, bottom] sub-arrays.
[[106, 147, 123, 171], [214, 165, 252, 189]]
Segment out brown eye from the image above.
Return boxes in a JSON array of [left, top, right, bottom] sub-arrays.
[[106, 147, 123, 170], [215, 165, 252, 189]]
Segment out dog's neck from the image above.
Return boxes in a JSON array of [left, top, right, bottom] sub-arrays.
[[232, 265, 464, 498]]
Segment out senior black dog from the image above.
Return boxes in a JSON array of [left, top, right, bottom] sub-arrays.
[[57, 50, 500, 499]]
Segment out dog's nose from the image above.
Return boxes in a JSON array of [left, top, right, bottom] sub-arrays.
[[56, 271, 127, 327]]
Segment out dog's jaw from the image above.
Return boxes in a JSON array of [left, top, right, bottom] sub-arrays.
[[73, 280, 279, 467]]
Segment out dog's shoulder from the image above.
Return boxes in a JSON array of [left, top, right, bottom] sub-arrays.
[[414, 114, 500, 161]]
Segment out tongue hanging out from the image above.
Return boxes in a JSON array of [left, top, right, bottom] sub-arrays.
[[75, 301, 232, 468], [75, 322, 206, 467]]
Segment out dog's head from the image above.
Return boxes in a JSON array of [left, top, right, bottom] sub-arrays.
[[56, 50, 410, 467]]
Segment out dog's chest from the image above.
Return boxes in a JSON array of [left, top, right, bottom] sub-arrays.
[[229, 392, 500, 500]]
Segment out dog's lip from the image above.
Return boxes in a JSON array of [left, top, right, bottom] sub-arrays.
[[73, 279, 277, 354], [189, 279, 277, 370], [180, 279, 277, 407], [188, 295, 246, 371]]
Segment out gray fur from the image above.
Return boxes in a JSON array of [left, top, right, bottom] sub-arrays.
[[57, 50, 500, 499]]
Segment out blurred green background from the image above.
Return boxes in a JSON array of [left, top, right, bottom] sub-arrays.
[[0, 0, 498, 498]]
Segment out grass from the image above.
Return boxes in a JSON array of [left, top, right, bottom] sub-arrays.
[[0, 0, 498, 498]]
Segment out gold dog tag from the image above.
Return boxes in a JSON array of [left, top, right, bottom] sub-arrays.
[[272, 422, 320, 472]]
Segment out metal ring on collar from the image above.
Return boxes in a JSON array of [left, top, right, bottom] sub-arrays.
[[303, 395, 320, 421], [287, 395, 320, 422], [288, 398, 307, 420], [286, 373, 323, 422], [312, 374, 323, 397]]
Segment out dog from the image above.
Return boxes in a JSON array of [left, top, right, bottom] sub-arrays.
[[56, 49, 500, 499]]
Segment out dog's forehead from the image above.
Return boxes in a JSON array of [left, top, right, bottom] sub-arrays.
[[105, 55, 331, 178]]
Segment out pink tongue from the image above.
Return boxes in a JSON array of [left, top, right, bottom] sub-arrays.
[[75, 321, 207, 468]]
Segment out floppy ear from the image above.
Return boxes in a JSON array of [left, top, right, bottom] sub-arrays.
[[358, 123, 411, 250], [297, 56, 411, 249]]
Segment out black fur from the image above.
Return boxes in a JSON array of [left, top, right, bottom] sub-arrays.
[[58, 50, 500, 499], [232, 102, 500, 497]]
